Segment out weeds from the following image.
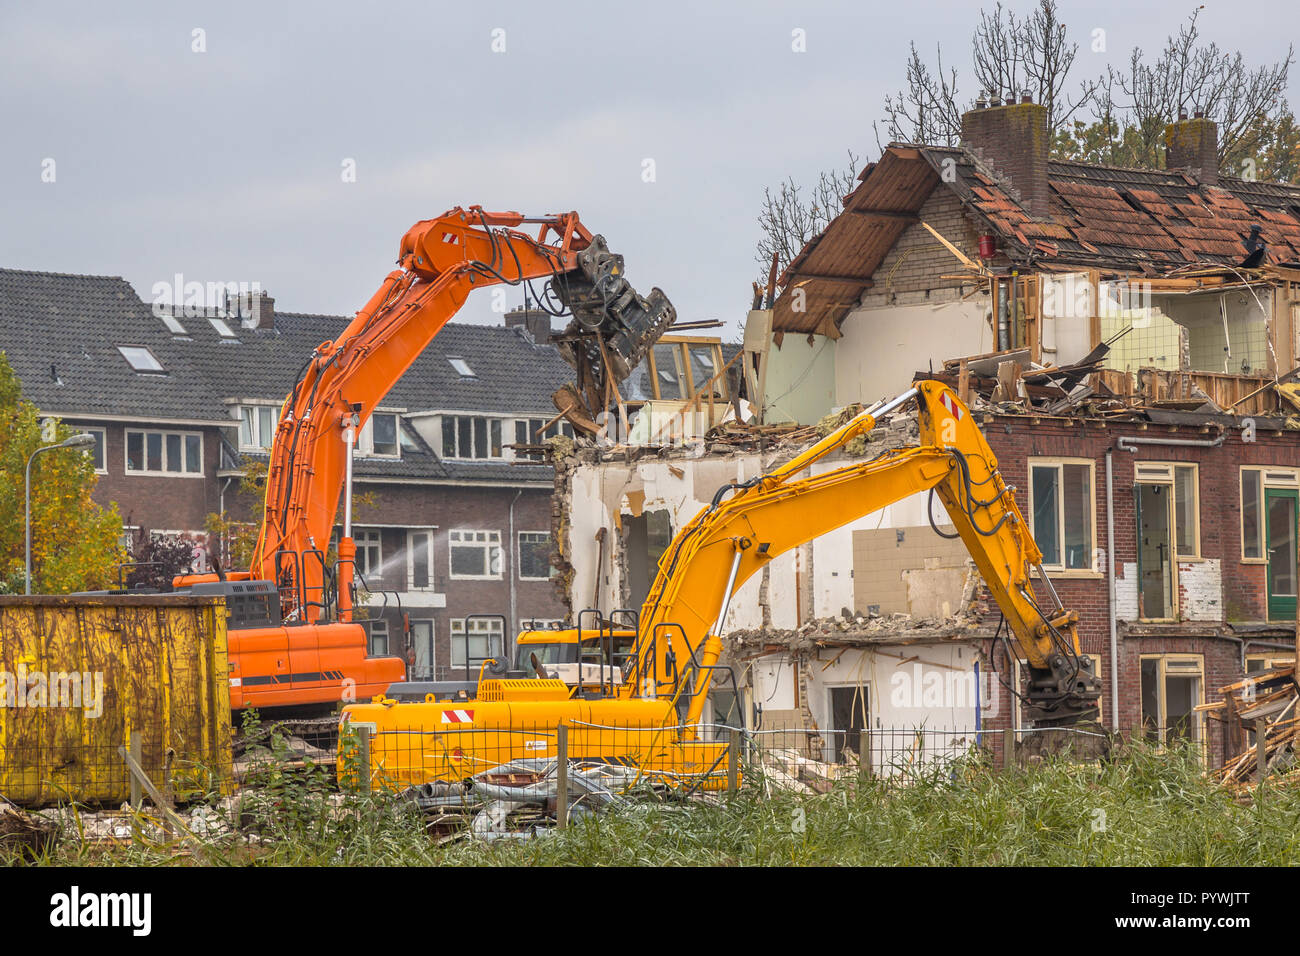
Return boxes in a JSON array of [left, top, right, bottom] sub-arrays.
[[8, 739, 1300, 866]]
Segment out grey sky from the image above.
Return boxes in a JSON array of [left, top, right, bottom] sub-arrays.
[[1, 1, 1294, 338]]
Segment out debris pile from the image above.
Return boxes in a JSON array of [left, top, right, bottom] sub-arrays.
[[1199, 664, 1299, 787]]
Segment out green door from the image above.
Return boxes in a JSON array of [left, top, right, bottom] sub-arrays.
[[1266, 488, 1298, 621]]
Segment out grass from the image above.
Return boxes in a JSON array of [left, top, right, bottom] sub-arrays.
[[9, 740, 1300, 866]]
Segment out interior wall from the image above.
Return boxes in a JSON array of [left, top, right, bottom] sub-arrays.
[[762, 334, 836, 425]]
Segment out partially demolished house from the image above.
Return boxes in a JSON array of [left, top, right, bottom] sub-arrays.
[[551, 98, 1300, 771]]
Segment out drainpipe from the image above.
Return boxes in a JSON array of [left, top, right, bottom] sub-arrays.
[[1106, 447, 1119, 731], [1117, 434, 1225, 452], [508, 488, 523, 636]]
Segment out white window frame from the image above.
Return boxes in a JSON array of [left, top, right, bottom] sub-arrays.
[[513, 418, 576, 460], [450, 618, 506, 668], [117, 345, 164, 374], [84, 427, 107, 475], [1134, 461, 1201, 560], [441, 415, 505, 460], [124, 429, 203, 477], [367, 619, 390, 657], [1027, 457, 1096, 573], [448, 357, 476, 377], [517, 530, 553, 581], [356, 412, 401, 459], [449, 529, 503, 580], [238, 404, 278, 451], [352, 528, 382, 580], [406, 529, 436, 591], [410, 619, 436, 677], [1240, 466, 1299, 563]]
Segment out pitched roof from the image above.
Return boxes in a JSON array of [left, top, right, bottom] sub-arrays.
[[775, 143, 1300, 335], [0, 268, 575, 483], [0, 269, 230, 423]]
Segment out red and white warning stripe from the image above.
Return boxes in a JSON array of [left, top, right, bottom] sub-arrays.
[[441, 708, 474, 724], [940, 392, 964, 420], [440, 231, 459, 244]]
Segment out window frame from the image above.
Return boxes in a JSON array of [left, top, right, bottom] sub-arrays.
[[450, 617, 506, 669], [352, 528, 383, 581], [517, 530, 553, 581], [367, 619, 390, 657], [1133, 461, 1201, 560], [1139, 652, 1205, 751], [238, 404, 278, 451], [124, 428, 203, 477], [84, 427, 107, 475], [406, 528, 436, 591], [448, 529, 503, 580], [440, 415, 505, 460], [117, 345, 165, 374], [1241, 466, 1300, 563], [1026, 457, 1097, 574], [356, 412, 401, 459]]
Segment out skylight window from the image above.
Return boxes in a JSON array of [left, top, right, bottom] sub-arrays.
[[448, 357, 476, 377], [118, 345, 164, 373], [209, 317, 237, 338], [160, 314, 187, 335]]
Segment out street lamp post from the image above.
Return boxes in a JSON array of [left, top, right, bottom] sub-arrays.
[[25, 432, 98, 595]]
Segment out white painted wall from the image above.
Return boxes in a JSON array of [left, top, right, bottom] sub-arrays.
[[834, 300, 991, 405]]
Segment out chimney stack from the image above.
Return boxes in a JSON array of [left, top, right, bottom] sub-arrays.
[[1165, 113, 1219, 185], [505, 305, 552, 343], [232, 290, 275, 331], [960, 95, 1051, 219]]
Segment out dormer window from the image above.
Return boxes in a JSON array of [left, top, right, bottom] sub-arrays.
[[357, 412, 400, 458], [239, 404, 277, 450], [118, 345, 164, 374]]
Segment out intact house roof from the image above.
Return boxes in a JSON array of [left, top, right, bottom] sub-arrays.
[[775, 142, 1300, 337], [0, 268, 575, 484]]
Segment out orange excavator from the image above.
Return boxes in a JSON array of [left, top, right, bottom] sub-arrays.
[[174, 207, 674, 712]]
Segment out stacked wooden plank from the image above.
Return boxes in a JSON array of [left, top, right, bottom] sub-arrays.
[[1198, 665, 1299, 787]]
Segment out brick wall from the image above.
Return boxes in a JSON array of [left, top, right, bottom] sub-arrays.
[[979, 413, 1300, 765], [857, 189, 981, 309]]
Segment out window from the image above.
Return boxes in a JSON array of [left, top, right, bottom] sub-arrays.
[[239, 405, 277, 450], [125, 429, 202, 475], [448, 357, 475, 377], [449, 530, 502, 579], [513, 418, 576, 460], [160, 314, 187, 336], [356, 413, 400, 458], [644, 339, 730, 401], [117, 346, 164, 374], [518, 531, 553, 580], [441, 416, 503, 459], [1134, 462, 1199, 559], [1140, 654, 1204, 748], [1028, 459, 1094, 571], [1241, 467, 1300, 561], [406, 530, 435, 590], [84, 428, 106, 474], [209, 317, 238, 339], [350, 529, 382, 580], [451, 618, 506, 669], [367, 619, 389, 657], [411, 619, 435, 679]]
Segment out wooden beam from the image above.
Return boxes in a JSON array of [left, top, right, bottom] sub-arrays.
[[791, 273, 875, 286], [848, 208, 919, 222]]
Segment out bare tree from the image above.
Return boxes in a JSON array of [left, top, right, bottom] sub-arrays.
[[1089, 7, 1293, 175], [877, 43, 963, 148], [755, 150, 861, 289]]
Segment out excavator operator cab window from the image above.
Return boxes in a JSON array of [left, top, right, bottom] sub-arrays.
[[515, 642, 578, 670]]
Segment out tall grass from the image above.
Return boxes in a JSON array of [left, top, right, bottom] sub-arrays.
[[11, 741, 1300, 866]]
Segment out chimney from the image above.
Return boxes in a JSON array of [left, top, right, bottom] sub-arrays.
[[232, 290, 275, 330], [1164, 113, 1218, 185], [961, 95, 1051, 219], [505, 305, 552, 343]]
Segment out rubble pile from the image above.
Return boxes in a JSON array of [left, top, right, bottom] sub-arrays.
[[1199, 664, 1300, 787]]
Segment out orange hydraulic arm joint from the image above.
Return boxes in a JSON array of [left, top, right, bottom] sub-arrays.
[[629, 381, 1101, 729], [247, 206, 673, 623]]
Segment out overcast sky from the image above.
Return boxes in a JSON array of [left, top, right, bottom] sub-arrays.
[[2, 1, 1294, 338]]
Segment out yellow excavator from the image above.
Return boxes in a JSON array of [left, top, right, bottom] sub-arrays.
[[341, 379, 1102, 790]]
